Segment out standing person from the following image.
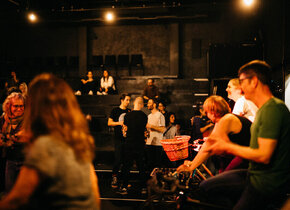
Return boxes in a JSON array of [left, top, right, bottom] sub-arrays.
[[143, 79, 159, 103], [163, 112, 179, 140], [146, 99, 166, 171], [118, 97, 148, 194], [226, 78, 258, 122], [198, 60, 290, 209], [97, 70, 116, 95], [0, 73, 100, 209], [108, 93, 131, 188], [0, 92, 26, 193]]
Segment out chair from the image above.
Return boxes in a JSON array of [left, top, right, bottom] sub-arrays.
[[130, 54, 144, 76], [117, 54, 130, 77]]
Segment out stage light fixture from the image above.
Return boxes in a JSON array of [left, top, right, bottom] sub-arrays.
[[28, 12, 37, 22], [105, 12, 115, 22], [243, 0, 254, 7]]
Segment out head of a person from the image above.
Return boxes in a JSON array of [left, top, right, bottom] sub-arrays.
[[19, 82, 28, 95], [147, 98, 157, 111], [134, 97, 144, 109], [147, 79, 154, 87], [120, 93, 131, 108], [24, 73, 95, 162], [226, 78, 242, 102], [158, 102, 166, 113], [3, 92, 25, 119], [203, 95, 231, 123], [103, 70, 109, 78], [11, 71, 16, 77], [166, 112, 176, 126], [87, 71, 93, 79], [238, 60, 272, 99]]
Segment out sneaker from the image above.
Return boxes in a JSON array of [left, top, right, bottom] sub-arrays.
[[97, 91, 102, 95], [117, 187, 128, 195], [111, 176, 118, 188], [75, 90, 81, 95], [88, 90, 93, 95], [141, 187, 147, 195], [102, 91, 108, 95]]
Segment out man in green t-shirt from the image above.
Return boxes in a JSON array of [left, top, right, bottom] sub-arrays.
[[201, 60, 290, 209]]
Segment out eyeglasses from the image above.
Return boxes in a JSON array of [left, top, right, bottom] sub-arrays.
[[239, 76, 253, 84], [12, 105, 24, 109]]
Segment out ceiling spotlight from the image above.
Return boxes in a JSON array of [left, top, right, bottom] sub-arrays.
[[105, 12, 115, 22], [243, 0, 254, 7], [28, 12, 37, 22]]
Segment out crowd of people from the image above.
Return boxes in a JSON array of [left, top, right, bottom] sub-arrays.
[[0, 59, 289, 209]]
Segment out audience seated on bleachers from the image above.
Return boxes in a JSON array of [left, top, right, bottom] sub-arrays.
[[143, 78, 159, 103], [76, 71, 96, 95], [97, 70, 116, 95]]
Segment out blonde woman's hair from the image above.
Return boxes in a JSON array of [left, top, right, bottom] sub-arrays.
[[23, 73, 95, 162]]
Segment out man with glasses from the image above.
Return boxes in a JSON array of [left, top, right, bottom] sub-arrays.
[[201, 60, 290, 209], [0, 92, 26, 193]]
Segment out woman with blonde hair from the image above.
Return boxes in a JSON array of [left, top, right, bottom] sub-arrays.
[[177, 95, 252, 173], [0, 73, 100, 209]]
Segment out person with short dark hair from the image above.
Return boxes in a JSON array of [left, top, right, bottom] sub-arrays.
[[0, 73, 100, 209], [108, 93, 131, 188], [146, 98, 165, 170], [143, 79, 159, 102], [194, 60, 290, 209]]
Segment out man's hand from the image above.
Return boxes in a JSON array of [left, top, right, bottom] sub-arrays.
[[204, 137, 229, 155]]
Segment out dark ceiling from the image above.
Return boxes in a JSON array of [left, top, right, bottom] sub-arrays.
[[1, 0, 231, 25]]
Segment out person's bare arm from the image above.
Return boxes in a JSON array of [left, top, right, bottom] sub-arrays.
[[108, 118, 123, 127], [177, 114, 241, 173], [206, 137, 277, 164], [146, 124, 165, 133], [0, 167, 40, 209], [90, 164, 101, 210]]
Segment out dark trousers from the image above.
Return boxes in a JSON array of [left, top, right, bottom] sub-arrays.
[[199, 169, 288, 209], [121, 144, 146, 188], [146, 145, 163, 173], [112, 139, 123, 176], [5, 159, 22, 193]]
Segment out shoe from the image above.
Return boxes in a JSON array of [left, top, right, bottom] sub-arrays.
[[75, 90, 81, 95], [141, 187, 147, 195], [111, 176, 118, 188], [88, 90, 93, 95], [102, 91, 108, 95], [117, 187, 128, 195], [97, 91, 102, 95]]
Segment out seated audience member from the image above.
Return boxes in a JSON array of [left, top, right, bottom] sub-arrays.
[[0, 92, 26, 193], [19, 82, 28, 98], [5, 71, 19, 92], [177, 95, 252, 174], [163, 112, 179, 140], [0, 73, 100, 209], [190, 104, 214, 140], [118, 97, 148, 194], [181, 60, 290, 209], [143, 79, 159, 102], [226, 78, 258, 122], [78, 71, 96, 95], [97, 70, 116, 95]]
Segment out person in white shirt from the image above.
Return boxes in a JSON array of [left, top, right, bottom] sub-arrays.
[[97, 70, 116, 95], [146, 99, 165, 171], [226, 78, 258, 122]]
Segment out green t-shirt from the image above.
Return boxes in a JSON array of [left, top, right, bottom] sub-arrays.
[[249, 97, 290, 194]]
